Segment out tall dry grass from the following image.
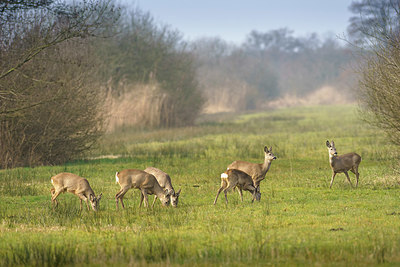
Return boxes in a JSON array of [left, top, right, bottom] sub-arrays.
[[265, 86, 355, 109], [202, 86, 355, 114], [105, 82, 169, 131]]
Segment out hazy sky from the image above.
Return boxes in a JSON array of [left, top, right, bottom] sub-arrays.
[[126, 0, 354, 44]]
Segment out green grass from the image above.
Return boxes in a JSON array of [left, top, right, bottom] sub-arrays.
[[1, 105, 400, 266]]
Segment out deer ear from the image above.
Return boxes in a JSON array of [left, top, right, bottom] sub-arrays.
[[264, 146, 268, 152], [326, 140, 330, 147], [331, 141, 335, 147], [97, 193, 102, 201], [269, 146, 272, 152], [165, 189, 171, 197], [176, 189, 181, 196]]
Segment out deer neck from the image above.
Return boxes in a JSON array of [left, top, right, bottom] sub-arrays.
[[85, 187, 95, 198], [153, 183, 166, 199], [329, 154, 338, 167], [261, 158, 273, 175]]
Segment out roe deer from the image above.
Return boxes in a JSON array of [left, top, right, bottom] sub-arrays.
[[326, 140, 362, 188], [144, 167, 181, 207], [50, 172, 102, 211], [115, 169, 171, 209], [227, 146, 276, 192], [214, 169, 261, 205]]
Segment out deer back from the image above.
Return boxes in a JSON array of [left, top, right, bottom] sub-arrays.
[[117, 169, 165, 194], [333, 152, 362, 171], [226, 169, 253, 188], [51, 172, 95, 196], [228, 161, 263, 180], [144, 167, 174, 193], [224, 169, 261, 200]]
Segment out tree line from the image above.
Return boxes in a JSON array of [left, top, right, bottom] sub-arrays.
[[1, 0, 397, 168], [192, 29, 354, 112], [0, 0, 203, 168]]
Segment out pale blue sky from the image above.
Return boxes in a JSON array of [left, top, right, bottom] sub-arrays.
[[124, 0, 353, 44]]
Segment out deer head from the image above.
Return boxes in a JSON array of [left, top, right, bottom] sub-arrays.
[[89, 193, 102, 211], [326, 140, 337, 157], [170, 189, 181, 207], [264, 146, 277, 161]]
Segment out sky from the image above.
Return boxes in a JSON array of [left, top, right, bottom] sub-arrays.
[[124, 0, 354, 45]]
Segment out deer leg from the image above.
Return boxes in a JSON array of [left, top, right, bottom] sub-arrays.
[[50, 188, 60, 208], [223, 182, 236, 205], [139, 192, 144, 208], [85, 199, 90, 211], [329, 172, 337, 188], [353, 166, 360, 187], [224, 188, 229, 204], [245, 184, 257, 202], [120, 196, 126, 209], [116, 187, 129, 210], [344, 171, 354, 188], [77, 193, 89, 211], [214, 180, 227, 205], [51, 189, 62, 202], [141, 190, 149, 208], [253, 180, 261, 191], [355, 171, 360, 188], [238, 188, 244, 202], [139, 189, 150, 208], [152, 195, 158, 208], [115, 188, 123, 210], [51, 190, 63, 208], [214, 186, 224, 205]]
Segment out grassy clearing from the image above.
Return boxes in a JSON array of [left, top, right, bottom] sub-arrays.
[[1, 105, 400, 266]]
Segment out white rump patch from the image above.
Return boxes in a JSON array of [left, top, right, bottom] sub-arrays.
[[115, 172, 119, 184], [227, 167, 230, 170], [51, 178, 53, 184], [221, 173, 228, 179]]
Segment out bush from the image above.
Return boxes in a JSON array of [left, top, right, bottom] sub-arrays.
[[98, 8, 204, 128], [0, 1, 118, 168], [354, 1, 400, 145]]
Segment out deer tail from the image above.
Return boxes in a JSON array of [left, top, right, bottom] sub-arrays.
[[115, 172, 119, 184]]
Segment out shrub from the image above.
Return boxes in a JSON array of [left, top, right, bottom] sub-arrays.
[[0, 0, 119, 168]]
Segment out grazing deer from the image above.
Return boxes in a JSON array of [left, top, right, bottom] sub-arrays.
[[115, 169, 171, 209], [227, 146, 276, 192], [214, 169, 261, 205], [326, 140, 362, 188], [144, 167, 181, 207], [50, 173, 102, 211]]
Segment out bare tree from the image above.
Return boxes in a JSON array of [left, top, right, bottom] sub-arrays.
[[0, 0, 120, 168], [98, 8, 204, 128], [348, 0, 400, 45], [353, 0, 400, 145]]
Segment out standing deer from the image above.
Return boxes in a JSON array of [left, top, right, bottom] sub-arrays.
[[227, 146, 276, 193], [214, 169, 261, 205], [115, 169, 171, 209], [326, 140, 362, 188], [144, 167, 181, 207], [50, 172, 102, 211]]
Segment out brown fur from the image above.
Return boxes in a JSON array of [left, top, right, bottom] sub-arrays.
[[144, 167, 181, 207], [214, 169, 261, 205], [227, 146, 276, 190], [50, 172, 102, 211], [326, 140, 362, 188], [115, 169, 171, 209]]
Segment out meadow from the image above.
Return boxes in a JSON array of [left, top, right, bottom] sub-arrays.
[[1, 105, 400, 266]]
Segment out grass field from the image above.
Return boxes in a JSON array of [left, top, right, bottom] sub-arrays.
[[1, 105, 400, 266]]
